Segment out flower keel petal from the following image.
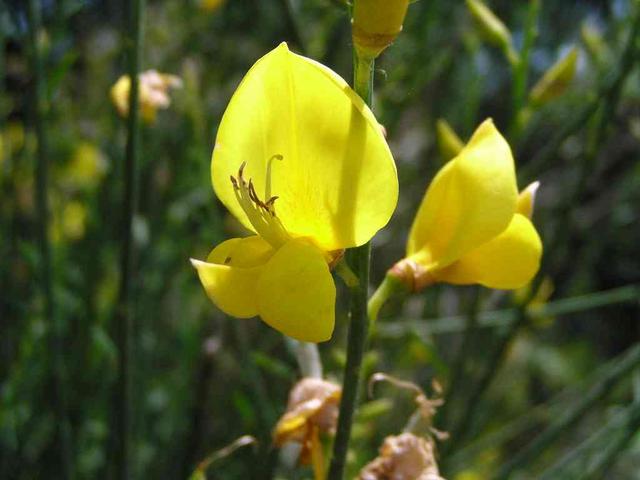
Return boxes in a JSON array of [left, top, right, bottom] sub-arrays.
[[435, 213, 542, 289]]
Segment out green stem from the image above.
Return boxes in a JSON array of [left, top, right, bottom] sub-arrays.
[[377, 284, 640, 337], [445, 8, 640, 456], [327, 52, 374, 480], [26, 1, 73, 477], [114, 0, 144, 478], [367, 274, 406, 327], [440, 287, 481, 426], [583, 400, 640, 479], [509, 0, 539, 139], [495, 342, 640, 479], [520, 4, 640, 182]]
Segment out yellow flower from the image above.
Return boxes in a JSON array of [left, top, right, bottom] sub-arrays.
[[110, 70, 182, 123], [391, 119, 542, 291], [352, 0, 410, 59], [191, 43, 398, 342]]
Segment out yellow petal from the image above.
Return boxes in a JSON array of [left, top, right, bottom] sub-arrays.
[[212, 43, 398, 251], [516, 181, 540, 219], [257, 239, 335, 342], [407, 119, 518, 269], [435, 214, 542, 289], [191, 236, 275, 318]]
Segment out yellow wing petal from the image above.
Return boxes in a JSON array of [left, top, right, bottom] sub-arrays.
[[212, 43, 398, 251], [407, 119, 518, 269], [257, 239, 335, 342], [435, 214, 542, 289], [191, 236, 275, 318]]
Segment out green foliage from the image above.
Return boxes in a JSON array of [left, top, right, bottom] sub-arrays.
[[1, 0, 640, 478]]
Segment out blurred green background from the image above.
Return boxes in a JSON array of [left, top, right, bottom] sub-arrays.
[[2, 0, 640, 478]]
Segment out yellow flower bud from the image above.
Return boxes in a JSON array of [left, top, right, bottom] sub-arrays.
[[529, 47, 579, 107], [466, 0, 512, 51], [436, 119, 464, 161], [352, 0, 410, 59], [516, 181, 540, 219], [581, 22, 608, 65]]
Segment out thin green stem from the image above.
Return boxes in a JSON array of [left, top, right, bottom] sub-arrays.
[[367, 274, 406, 328], [520, 4, 640, 182], [583, 400, 640, 479], [444, 9, 640, 457], [509, 0, 539, 139], [440, 287, 481, 426], [377, 284, 640, 337], [113, 0, 144, 478], [538, 409, 627, 479], [327, 52, 374, 480], [495, 342, 640, 479], [26, 1, 73, 477]]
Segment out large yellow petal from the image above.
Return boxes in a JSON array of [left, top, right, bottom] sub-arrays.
[[191, 236, 275, 318], [434, 214, 542, 289], [257, 239, 335, 342], [212, 43, 398, 251], [407, 119, 518, 269]]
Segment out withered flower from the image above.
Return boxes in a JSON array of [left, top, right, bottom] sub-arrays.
[[273, 377, 341, 468], [359, 433, 444, 480]]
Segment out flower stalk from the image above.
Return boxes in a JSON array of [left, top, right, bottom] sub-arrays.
[[327, 52, 375, 480], [27, 0, 73, 476], [113, 0, 144, 477]]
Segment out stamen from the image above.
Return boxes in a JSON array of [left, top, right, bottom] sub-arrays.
[[229, 159, 291, 249]]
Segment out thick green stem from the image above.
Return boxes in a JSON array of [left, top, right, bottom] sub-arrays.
[[495, 342, 640, 479], [113, 0, 144, 478], [327, 53, 374, 480], [27, 1, 73, 477]]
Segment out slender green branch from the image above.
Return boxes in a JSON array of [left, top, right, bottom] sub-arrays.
[[327, 52, 374, 480], [113, 0, 144, 478], [367, 274, 406, 327], [495, 342, 640, 479], [583, 400, 640, 479], [440, 287, 481, 426], [445, 9, 640, 456], [26, 1, 73, 477], [377, 283, 640, 337], [509, 0, 539, 138], [538, 408, 627, 479], [520, 4, 640, 182]]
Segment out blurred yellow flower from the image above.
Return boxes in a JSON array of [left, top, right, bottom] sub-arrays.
[[63, 141, 108, 190], [391, 119, 542, 291], [110, 70, 182, 123], [51, 200, 88, 243], [191, 43, 398, 342], [199, 0, 226, 12]]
